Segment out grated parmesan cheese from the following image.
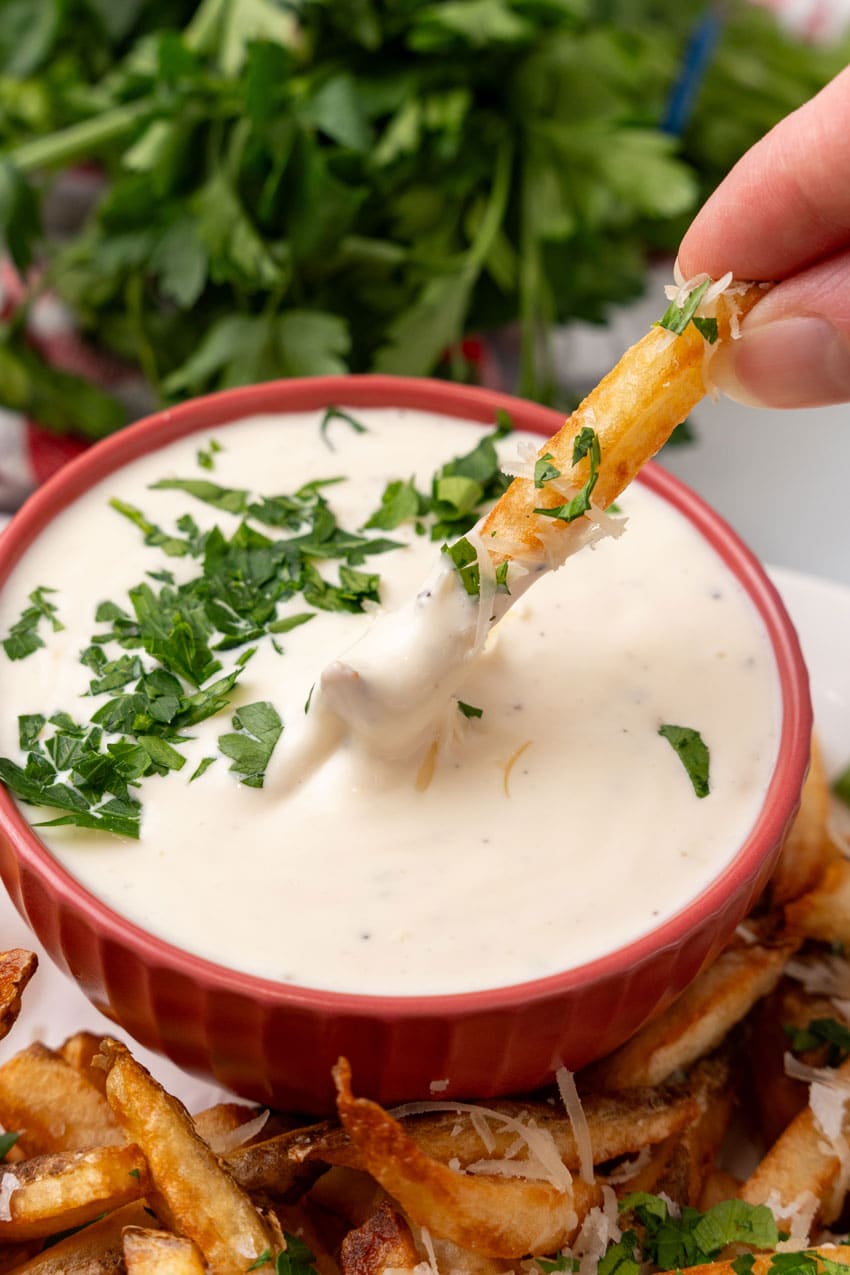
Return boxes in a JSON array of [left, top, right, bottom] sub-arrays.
[[555, 1065, 595, 1185], [0, 1173, 15, 1223], [388, 1099, 572, 1193], [204, 1109, 269, 1156]]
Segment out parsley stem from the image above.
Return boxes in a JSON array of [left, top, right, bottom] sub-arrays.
[[8, 100, 154, 175]]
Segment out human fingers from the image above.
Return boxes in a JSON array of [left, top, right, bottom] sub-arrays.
[[706, 249, 850, 408], [679, 65, 850, 282]]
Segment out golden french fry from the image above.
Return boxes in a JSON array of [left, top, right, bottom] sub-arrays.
[[785, 855, 850, 946], [587, 937, 797, 1090], [0, 1042, 125, 1155], [0, 1243, 41, 1274], [225, 1123, 330, 1202], [275, 1087, 698, 1188], [480, 285, 765, 561], [58, 1031, 109, 1095], [333, 1058, 601, 1260], [274, 1202, 346, 1275], [100, 1038, 276, 1273], [0, 950, 37, 1044], [123, 1225, 207, 1274], [638, 1054, 733, 1209], [770, 736, 831, 905], [656, 1247, 850, 1275], [10, 1200, 153, 1273], [306, 1166, 389, 1230], [339, 1200, 422, 1275], [0, 1142, 147, 1240], [739, 1055, 850, 1226]]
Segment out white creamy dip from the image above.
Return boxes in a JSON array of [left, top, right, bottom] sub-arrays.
[[0, 408, 781, 995]]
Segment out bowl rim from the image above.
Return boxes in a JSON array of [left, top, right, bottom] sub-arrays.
[[0, 374, 813, 1018]]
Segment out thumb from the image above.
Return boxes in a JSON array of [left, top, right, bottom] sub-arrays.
[[706, 250, 850, 409]]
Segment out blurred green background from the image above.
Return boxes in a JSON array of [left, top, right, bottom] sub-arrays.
[[0, 0, 847, 438]]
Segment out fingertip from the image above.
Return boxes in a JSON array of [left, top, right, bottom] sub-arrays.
[[709, 316, 850, 409]]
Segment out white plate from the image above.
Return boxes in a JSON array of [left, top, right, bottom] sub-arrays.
[[0, 567, 847, 1108]]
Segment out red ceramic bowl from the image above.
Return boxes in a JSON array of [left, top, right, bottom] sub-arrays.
[[0, 376, 811, 1113]]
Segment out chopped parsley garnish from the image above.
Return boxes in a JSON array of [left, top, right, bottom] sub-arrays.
[[2, 587, 63, 661], [0, 1131, 20, 1160], [619, 1192, 779, 1269], [197, 439, 222, 471], [534, 453, 561, 489], [458, 701, 483, 719], [442, 537, 481, 596], [253, 1233, 319, 1275], [319, 406, 368, 450], [693, 315, 719, 344], [128, 1167, 141, 1180], [150, 478, 249, 515], [363, 416, 512, 540], [785, 1016, 850, 1066], [656, 278, 713, 339], [363, 477, 421, 531], [218, 701, 283, 788], [535, 427, 600, 524], [189, 756, 216, 783], [658, 723, 710, 798], [833, 762, 850, 808]]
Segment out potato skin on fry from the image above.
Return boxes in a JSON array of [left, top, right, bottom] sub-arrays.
[[10, 1200, 152, 1273], [0, 1142, 147, 1240], [123, 1225, 207, 1274], [0, 950, 37, 1044], [0, 1042, 125, 1156], [339, 1200, 420, 1275], [333, 1058, 601, 1260]]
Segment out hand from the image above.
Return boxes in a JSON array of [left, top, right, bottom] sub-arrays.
[[678, 64, 850, 408]]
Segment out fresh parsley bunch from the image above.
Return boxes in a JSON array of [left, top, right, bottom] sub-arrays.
[[0, 0, 848, 438]]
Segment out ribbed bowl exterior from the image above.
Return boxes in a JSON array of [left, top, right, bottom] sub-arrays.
[[0, 376, 812, 1113]]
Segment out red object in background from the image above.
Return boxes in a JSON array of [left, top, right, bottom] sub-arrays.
[[0, 375, 812, 1113]]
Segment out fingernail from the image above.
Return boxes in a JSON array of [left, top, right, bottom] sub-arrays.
[[709, 316, 850, 408]]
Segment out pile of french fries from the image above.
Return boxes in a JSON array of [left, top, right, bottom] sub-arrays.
[[0, 739, 849, 1274]]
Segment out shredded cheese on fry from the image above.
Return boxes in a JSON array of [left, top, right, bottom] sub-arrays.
[[204, 1109, 269, 1156], [0, 1173, 15, 1223], [555, 1066, 594, 1185]]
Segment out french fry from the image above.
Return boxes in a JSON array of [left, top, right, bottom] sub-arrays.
[[333, 1058, 601, 1260], [785, 856, 850, 946], [587, 936, 797, 1090], [770, 736, 832, 905], [0, 1142, 147, 1240], [59, 1031, 109, 1095], [0, 1042, 124, 1155], [698, 1169, 742, 1212], [640, 1054, 734, 1209], [480, 285, 765, 562], [279, 1088, 698, 1182], [0, 950, 37, 1044], [123, 1225, 207, 1274], [739, 1055, 850, 1226], [10, 1201, 153, 1273], [339, 1200, 423, 1275], [99, 1038, 277, 1273]]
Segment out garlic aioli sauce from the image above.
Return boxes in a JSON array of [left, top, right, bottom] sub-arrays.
[[0, 409, 781, 995]]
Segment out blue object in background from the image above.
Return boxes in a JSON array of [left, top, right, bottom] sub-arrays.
[[663, 4, 728, 134]]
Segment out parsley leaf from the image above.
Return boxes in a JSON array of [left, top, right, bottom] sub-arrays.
[[319, 406, 368, 450], [458, 701, 483, 719], [534, 453, 561, 489], [189, 756, 216, 783], [656, 279, 712, 338], [0, 1131, 20, 1160], [442, 536, 480, 596], [658, 723, 710, 798], [276, 1233, 320, 1275], [218, 701, 282, 788], [692, 315, 718, 343], [197, 439, 222, 471], [2, 587, 63, 660], [833, 762, 850, 808], [619, 1193, 778, 1268], [363, 477, 422, 531], [149, 478, 249, 515], [785, 1016, 850, 1067], [535, 427, 600, 524]]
